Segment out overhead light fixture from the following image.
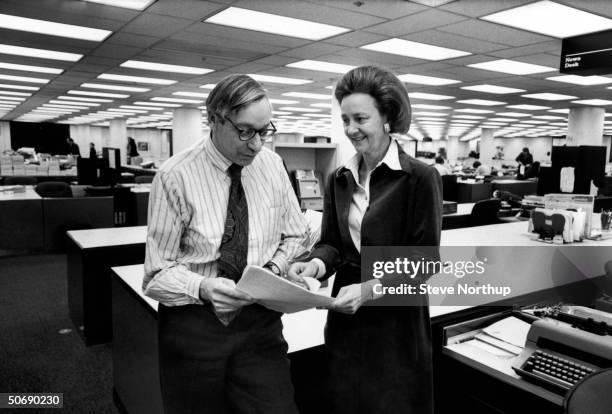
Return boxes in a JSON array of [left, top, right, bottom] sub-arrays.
[[468, 59, 555, 75], [248, 74, 312, 85], [98, 74, 177, 85], [0, 90, 30, 96], [548, 108, 570, 114], [454, 108, 494, 114], [481, 0, 612, 38], [68, 90, 129, 98], [457, 99, 506, 106], [0, 74, 49, 84], [412, 111, 448, 116], [199, 84, 216, 89], [572, 99, 612, 106], [0, 44, 82, 62], [408, 92, 455, 100], [134, 101, 182, 107], [269, 98, 300, 105], [83, 0, 156, 10], [0, 62, 63, 74], [44, 104, 89, 110], [278, 107, 322, 112], [81, 83, 150, 92], [361, 38, 470, 60], [286, 59, 355, 74], [49, 100, 99, 106], [507, 104, 551, 110], [0, 83, 39, 91], [397, 73, 460, 86], [205, 7, 349, 41], [172, 92, 209, 98], [120, 60, 213, 75], [496, 112, 531, 117], [0, 95, 25, 101], [58, 95, 113, 103], [282, 92, 329, 100], [0, 100, 21, 105], [461, 84, 525, 94], [533, 115, 565, 120], [151, 97, 203, 104], [522, 92, 577, 100], [310, 103, 332, 108], [412, 104, 451, 110], [452, 115, 485, 119], [0, 13, 112, 41], [546, 75, 612, 86]]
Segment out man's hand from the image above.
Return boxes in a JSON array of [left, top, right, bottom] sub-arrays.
[[287, 261, 319, 289], [331, 281, 377, 314], [199, 278, 253, 313]]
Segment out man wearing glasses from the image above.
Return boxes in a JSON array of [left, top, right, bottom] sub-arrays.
[[143, 74, 309, 413]]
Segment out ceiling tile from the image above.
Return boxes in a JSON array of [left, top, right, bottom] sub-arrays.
[[105, 32, 160, 48], [438, 20, 553, 47], [366, 9, 469, 36], [146, 0, 225, 21], [279, 43, 347, 59], [403, 30, 506, 54], [325, 31, 388, 47], [186, 22, 308, 49], [121, 13, 195, 38], [305, 0, 427, 19], [439, 0, 536, 17]]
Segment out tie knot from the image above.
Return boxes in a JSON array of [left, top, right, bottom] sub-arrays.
[[228, 163, 243, 180]]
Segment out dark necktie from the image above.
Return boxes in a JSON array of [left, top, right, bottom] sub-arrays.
[[217, 163, 249, 282]]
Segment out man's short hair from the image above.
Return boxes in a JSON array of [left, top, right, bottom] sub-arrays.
[[206, 74, 267, 124], [473, 161, 481, 168], [522, 147, 529, 152], [334, 65, 412, 134], [435, 156, 445, 164]]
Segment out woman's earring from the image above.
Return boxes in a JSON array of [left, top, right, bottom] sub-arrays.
[[383, 123, 390, 134]]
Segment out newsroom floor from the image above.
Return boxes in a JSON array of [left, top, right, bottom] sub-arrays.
[[0, 252, 119, 414]]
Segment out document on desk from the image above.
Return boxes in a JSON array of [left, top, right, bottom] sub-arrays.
[[236, 265, 334, 313], [482, 316, 530, 349]]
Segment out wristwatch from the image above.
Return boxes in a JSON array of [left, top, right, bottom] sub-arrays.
[[265, 262, 282, 276]]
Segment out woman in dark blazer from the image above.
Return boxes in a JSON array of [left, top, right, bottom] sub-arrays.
[[289, 65, 442, 414]]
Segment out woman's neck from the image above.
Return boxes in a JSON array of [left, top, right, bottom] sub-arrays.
[[361, 137, 391, 172]]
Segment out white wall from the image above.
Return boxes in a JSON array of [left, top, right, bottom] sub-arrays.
[[0, 121, 10, 152]]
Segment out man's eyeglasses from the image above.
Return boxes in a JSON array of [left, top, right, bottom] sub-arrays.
[[224, 116, 277, 142]]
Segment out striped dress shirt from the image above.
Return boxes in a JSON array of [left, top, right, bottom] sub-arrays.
[[143, 136, 310, 306]]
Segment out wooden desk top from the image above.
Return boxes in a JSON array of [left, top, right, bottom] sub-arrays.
[[67, 226, 147, 249], [0, 185, 41, 200]]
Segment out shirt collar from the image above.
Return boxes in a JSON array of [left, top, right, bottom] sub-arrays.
[[204, 132, 232, 173], [343, 138, 402, 181]]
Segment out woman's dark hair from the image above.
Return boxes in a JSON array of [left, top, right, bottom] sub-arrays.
[[334, 65, 412, 134]]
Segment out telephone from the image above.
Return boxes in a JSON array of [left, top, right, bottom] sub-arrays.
[[512, 318, 612, 394], [294, 169, 323, 210]]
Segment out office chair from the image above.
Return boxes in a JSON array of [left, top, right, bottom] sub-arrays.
[[134, 175, 153, 184], [468, 198, 501, 227], [564, 368, 612, 414], [35, 181, 73, 198], [441, 174, 458, 202], [4, 176, 37, 185]]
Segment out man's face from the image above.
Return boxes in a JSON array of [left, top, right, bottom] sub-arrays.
[[212, 98, 271, 166]]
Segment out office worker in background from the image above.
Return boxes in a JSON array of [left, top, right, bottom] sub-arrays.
[[89, 142, 97, 159], [473, 160, 492, 176], [66, 137, 80, 157], [143, 74, 309, 414], [289, 65, 442, 414], [127, 136, 139, 158], [433, 155, 452, 176]]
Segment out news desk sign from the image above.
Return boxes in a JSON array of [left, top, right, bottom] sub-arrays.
[[560, 29, 612, 75]]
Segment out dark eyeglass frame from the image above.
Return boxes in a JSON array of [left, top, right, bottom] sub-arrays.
[[224, 116, 277, 142]]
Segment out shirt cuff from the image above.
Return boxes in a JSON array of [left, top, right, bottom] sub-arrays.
[[186, 273, 206, 301], [310, 258, 326, 279]]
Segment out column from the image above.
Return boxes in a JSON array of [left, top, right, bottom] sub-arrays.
[[0, 121, 11, 152], [172, 107, 202, 155], [446, 136, 459, 162], [479, 128, 495, 165], [109, 119, 127, 159], [567, 106, 604, 146]]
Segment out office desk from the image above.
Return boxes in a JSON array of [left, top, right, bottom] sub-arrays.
[[457, 181, 493, 202], [66, 226, 147, 345], [492, 179, 538, 197], [442, 202, 474, 229], [0, 185, 43, 250]]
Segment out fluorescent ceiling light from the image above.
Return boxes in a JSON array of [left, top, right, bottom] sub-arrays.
[[108, 108, 147, 113], [0, 83, 39, 91], [548, 108, 570, 114], [269, 98, 299, 105], [248, 74, 312, 85], [50, 100, 99, 106], [409, 92, 454, 100], [205, 7, 349, 41], [0, 96, 25, 101], [68, 90, 129, 98], [98, 74, 177, 85], [468, 59, 554, 75], [278, 107, 321, 112], [457, 99, 506, 106], [520, 120, 548, 124], [397, 73, 460, 86], [533, 115, 565, 120], [412, 104, 451, 110], [507, 104, 550, 110], [81, 83, 150, 92], [412, 111, 447, 116], [0, 62, 63, 74], [272, 111, 291, 115], [59, 95, 113, 103], [120, 60, 213, 75], [0, 44, 82, 62], [151, 97, 203, 104], [282, 92, 329, 100], [172, 92, 209, 98], [310, 103, 332, 108], [286, 60, 355, 74], [0, 100, 21, 105], [0, 74, 49, 84], [0, 90, 30, 96], [572, 99, 612, 106], [481, 0, 612, 39], [304, 114, 331, 118], [134, 101, 182, 107], [84, 0, 156, 10], [496, 112, 531, 117], [454, 108, 494, 114], [546, 75, 612, 86], [0, 13, 111, 41], [452, 115, 485, 119], [44, 104, 89, 110], [461, 84, 525, 94], [199, 84, 216, 89], [522, 93, 577, 100], [361, 38, 470, 61]]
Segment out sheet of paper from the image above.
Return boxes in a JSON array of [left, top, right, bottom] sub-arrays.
[[482, 316, 531, 348], [236, 265, 333, 313]]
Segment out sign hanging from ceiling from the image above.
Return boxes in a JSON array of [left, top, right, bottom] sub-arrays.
[[560, 28, 612, 75]]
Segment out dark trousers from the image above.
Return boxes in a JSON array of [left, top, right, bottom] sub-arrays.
[[158, 303, 298, 414]]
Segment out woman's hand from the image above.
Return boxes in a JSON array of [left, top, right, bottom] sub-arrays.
[[287, 261, 319, 282], [331, 280, 378, 314]]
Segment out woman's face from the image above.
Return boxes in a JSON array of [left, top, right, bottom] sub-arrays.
[[340, 93, 388, 156]]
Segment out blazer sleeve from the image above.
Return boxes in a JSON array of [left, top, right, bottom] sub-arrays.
[[308, 171, 342, 279]]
